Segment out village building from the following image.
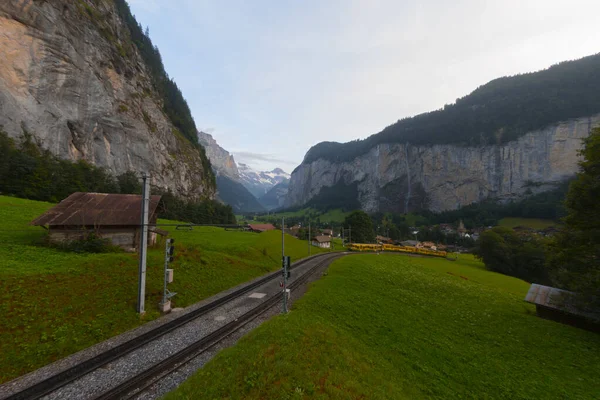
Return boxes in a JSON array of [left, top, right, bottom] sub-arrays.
[[457, 220, 467, 237], [311, 235, 332, 249], [376, 235, 393, 244], [31, 192, 164, 252], [439, 223, 456, 235], [321, 229, 333, 237], [247, 223, 276, 233], [419, 241, 437, 250]]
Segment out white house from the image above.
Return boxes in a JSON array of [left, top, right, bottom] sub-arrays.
[[312, 235, 332, 249]]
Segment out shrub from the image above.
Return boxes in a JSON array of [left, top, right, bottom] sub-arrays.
[[48, 233, 123, 254]]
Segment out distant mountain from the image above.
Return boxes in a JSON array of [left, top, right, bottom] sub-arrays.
[[197, 131, 239, 179], [197, 132, 265, 213], [258, 180, 289, 210], [216, 175, 265, 214], [237, 163, 290, 198], [287, 54, 600, 213]]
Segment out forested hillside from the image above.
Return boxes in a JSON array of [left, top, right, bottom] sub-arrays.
[[303, 53, 600, 164], [0, 131, 235, 224], [216, 175, 265, 213]]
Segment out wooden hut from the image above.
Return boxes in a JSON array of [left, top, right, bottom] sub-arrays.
[[31, 192, 163, 252]]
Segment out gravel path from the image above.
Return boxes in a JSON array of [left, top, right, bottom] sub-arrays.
[[37, 254, 338, 400], [130, 258, 335, 400]]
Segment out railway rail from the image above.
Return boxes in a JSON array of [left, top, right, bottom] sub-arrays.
[[3, 252, 342, 400], [99, 252, 343, 400]]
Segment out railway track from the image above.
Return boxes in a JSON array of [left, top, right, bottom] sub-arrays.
[[3, 252, 341, 400], [99, 253, 343, 400]]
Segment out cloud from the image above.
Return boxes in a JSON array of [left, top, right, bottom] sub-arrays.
[[127, 0, 600, 172], [233, 152, 299, 167]]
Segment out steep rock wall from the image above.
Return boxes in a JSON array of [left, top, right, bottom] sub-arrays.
[[197, 131, 239, 179], [286, 115, 599, 212], [0, 0, 214, 198]]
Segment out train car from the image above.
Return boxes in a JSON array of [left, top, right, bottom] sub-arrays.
[[350, 243, 447, 257]]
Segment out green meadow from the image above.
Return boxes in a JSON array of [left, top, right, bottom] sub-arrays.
[[168, 254, 600, 400], [0, 195, 329, 383]]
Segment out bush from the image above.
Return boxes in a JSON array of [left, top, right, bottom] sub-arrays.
[[48, 233, 122, 254], [474, 227, 548, 283]]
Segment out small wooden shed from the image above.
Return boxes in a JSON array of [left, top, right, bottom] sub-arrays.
[[312, 235, 332, 249], [31, 192, 163, 252], [248, 223, 276, 233]]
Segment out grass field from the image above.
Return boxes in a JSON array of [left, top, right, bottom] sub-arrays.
[[167, 254, 600, 399], [498, 217, 557, 229], [0, 195, 331, 384], [250, 208, 351, 224]]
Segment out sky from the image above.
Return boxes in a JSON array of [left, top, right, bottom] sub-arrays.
[[128, 0, 600, 172]]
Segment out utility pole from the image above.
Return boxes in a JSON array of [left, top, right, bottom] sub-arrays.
[[308, 221, 311, 256], [137, 173, 150, 314], [349, 225, 352, 244], [282, 217, 288, 313]]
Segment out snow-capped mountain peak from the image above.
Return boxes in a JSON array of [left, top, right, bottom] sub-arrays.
[[236, 163, 290, 198]]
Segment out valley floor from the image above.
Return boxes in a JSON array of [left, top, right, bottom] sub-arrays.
[[0, 195, 328, 384], [166, 254, 600, 399]]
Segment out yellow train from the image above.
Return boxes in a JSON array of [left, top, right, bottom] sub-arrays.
[[348, 243, 447, 258]]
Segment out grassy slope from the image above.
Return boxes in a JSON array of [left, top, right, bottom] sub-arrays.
[[0, 195, 330, 383], [498, 217, 556, 229], [251, 208, 350, 224], [167, 254, 600, 400]]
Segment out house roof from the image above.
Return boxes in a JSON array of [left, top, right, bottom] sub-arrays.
[[248, 223, 276, 232], [321, 229, 333, 234], [312, 235, 332, 243], [31, 192, 161, 227], [525, 283, 600, 321]]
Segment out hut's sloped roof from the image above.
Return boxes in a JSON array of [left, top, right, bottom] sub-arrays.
[[248, 224, 276, 232], [312, 235, 332, 243], [31, 192, 162, 227], [525, 284, 600, 321]]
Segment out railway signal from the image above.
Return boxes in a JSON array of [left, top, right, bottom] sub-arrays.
[[160, 238, 177, 312]]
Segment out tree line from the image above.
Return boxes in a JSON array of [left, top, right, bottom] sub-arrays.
[[0, 131, 235, 225], [475, 128, 599, 309], [304, 53, 600, 164]]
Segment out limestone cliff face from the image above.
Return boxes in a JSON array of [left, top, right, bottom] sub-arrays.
[[197, 131, 239, 179], [0, 0, 215, 198], [286, 115, 599, 212]]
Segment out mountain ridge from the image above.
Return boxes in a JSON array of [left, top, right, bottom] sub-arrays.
[[300, 53, 600, 168], [287, 54, 600, 213], [238, 163, 290, 198]]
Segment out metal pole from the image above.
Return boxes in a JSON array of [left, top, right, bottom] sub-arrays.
[[137, 173, 150, 314], [308, 222, 311, 256], [162, 240, 169, 305], [282, 217, 287, 313]]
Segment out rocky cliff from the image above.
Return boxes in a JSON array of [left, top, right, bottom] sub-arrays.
[[197, 131, 239, 179], [286, 115, 599, 212], [0, 0, 215, 198]]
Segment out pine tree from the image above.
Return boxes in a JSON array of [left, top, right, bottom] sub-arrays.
[[547, 128, 600, 307]]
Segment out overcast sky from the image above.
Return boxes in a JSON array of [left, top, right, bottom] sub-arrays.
[[128, 0, 600, 172]]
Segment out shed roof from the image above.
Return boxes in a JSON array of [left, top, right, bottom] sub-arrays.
[[525, 283, 600, 321], [31, 192, 161, 227], [248, 223, 276, 232], [312, 235, 332, 243]]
